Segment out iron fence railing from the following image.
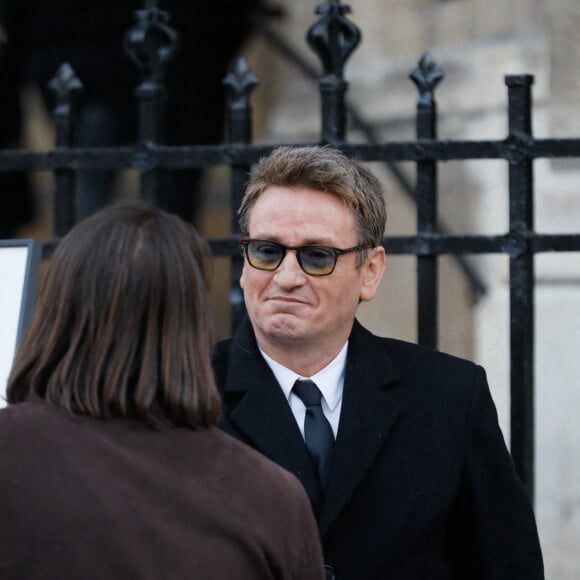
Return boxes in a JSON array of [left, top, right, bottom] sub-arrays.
[[1, 0, 580, 501]]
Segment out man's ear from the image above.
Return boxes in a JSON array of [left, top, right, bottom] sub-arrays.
[[359, 246, 386, 302]]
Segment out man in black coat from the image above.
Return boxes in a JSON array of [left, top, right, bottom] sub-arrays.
[[213, 145, 544, 579]]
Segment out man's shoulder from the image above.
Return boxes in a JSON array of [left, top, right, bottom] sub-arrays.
[[213, 335, 234, 358], [380, 334, 480, 369], [213, 427, 298, 482], [351, 322, 485, 386], [212, 336, 236, 389]]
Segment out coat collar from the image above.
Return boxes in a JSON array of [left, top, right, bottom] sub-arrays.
[[220, 317, 402, 535], [318, 320, 401, 536], [221, 319, 325, 511]]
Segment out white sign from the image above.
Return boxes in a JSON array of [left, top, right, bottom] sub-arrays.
[[0, 241, 41, 407]]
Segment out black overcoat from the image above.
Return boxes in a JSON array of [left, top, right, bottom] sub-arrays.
[[213, 318, 544, 580]]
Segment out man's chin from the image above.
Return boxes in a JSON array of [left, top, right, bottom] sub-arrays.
[[261, 314, 308, 343]]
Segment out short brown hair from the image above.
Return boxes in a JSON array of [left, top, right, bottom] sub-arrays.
[[7, 201, 221, 429], [239, 146, 386, 251]]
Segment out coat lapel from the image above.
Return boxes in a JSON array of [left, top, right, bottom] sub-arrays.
[[318, 321, 402, 538], [220, 319, 324, 512], [218, 318, 403, 530]]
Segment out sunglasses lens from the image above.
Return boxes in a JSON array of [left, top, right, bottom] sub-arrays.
[[299, 247, 336, 276], [246, 241, 284, 271], [244, 241, 338, 276]]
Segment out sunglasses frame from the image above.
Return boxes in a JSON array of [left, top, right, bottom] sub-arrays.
[[239, 238, 368, 277]]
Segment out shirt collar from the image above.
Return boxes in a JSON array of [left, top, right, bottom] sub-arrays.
[[259, 342, 348, 412]]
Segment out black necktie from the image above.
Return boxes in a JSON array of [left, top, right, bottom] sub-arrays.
[[293, 379, 335, 488]]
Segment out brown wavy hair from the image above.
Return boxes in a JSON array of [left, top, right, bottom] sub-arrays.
[[7, 201, 221, 428], [239, 146, 387, 259]]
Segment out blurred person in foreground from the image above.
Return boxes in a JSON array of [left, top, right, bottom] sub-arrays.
[[213, 146, 544, 579], [0, 201, 324, 580]]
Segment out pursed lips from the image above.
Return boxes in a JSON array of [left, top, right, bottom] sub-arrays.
[[264, 295, 310, 308]]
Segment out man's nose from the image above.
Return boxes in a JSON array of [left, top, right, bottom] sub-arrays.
[[273, 250, 307, 286]]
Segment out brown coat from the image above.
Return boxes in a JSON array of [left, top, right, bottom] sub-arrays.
[[0, 402, 324, 580]]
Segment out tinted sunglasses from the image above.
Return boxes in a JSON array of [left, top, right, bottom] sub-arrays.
[[240, 238, 368, 277]]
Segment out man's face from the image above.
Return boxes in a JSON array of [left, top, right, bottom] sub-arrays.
[[240, 185, 385, 355]]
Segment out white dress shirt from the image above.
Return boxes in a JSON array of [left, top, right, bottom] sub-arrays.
[[259, 342, 347, 439]]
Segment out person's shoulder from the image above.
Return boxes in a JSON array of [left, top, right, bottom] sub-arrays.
[[355, 324, 486, 388], [355, 319, 479, 368], [214, 336, 233, 352], [384, 335, 481, 371], [205, 427, 307, 494], [208, 427, 294, 474], [212, 337, 233, 390], [0, 402, 71, 455], [212, 336, 233, 366], [195, 431, 323, 577], [212, 320, 258, 388], [0, 401, 59, 431]]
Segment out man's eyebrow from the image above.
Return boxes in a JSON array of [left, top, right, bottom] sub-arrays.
[[250, 234, 337, 246]]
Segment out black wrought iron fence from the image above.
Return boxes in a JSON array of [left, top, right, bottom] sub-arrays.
[[1, 0, 580, 501]]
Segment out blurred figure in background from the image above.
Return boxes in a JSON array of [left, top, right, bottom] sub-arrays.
[[0, 201, 324, 580]]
